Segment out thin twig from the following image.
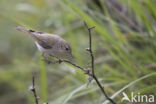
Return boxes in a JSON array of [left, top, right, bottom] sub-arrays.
[[30, 76, 39, 104], [44, 58, 92, 76], [84, 22, 116, 104], [59, 58, 116, 104], [84, 22, 95, 76], [61, 59, 92, 76]]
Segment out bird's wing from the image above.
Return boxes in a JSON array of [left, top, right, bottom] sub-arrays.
[[33, 33, 53, 49], [37, 39, 52, 49], [16, 26, 60, 49], [34, 33, 61, 49]]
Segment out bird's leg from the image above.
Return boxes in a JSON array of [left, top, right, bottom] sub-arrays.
[[58, 59, 63, 64], [49, 55, 63, 64], [49, 55, 58, 59], [42, 53, 51, 64], [42, 54, 64, 64], [42, 53, 52, 60], [42, 53, 46, 59], [42, 54, 60, 64]]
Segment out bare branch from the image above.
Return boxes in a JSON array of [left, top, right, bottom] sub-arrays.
[[44, 59, 92, 76], [84, 22, 116, 104], [60, 59, 91, 75], [84, 22, 95, 76], [29, 75, 39, 104]]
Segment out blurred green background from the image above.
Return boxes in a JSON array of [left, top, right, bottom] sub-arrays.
[[0, 0, 156, 104]]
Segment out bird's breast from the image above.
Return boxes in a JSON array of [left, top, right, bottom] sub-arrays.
[[35, 42, 47, 53]]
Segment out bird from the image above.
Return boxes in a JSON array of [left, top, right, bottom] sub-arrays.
[[16, 26, 73, 60]]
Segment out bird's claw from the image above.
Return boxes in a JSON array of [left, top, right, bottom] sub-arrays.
[[58, 59, 63, 64], [42, 58, 51, 64]]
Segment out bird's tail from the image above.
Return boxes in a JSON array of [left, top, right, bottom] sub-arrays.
[[16, 26, 45, 44], [16, 26, 35, 36]]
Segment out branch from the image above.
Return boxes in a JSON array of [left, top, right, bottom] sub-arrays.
[[62, 59, 92, 75], [29, 75, 39, 104], [84, 22, 116, 104], [84, 22, 95, 76], [44, 22, 117, 104]]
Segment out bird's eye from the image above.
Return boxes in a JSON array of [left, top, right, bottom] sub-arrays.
[[65, 47, 69, 51]]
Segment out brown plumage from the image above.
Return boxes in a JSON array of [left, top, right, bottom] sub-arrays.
[[16, 26, 73, 59]]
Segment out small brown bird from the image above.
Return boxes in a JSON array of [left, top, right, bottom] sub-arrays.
[[16, 26, 73, 59]]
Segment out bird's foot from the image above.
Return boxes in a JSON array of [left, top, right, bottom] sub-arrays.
[[42, 58, 63, 64], [43, 58, 51, 64], [58, 59, 63, 64]]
